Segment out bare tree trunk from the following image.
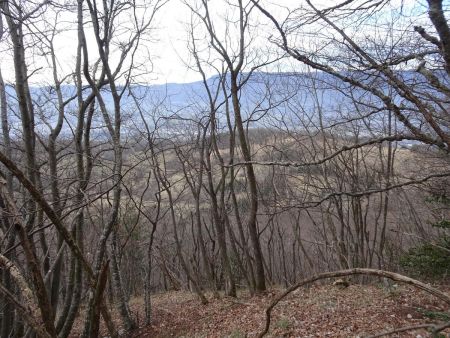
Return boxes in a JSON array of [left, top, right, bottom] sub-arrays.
[[110, 232, 135, 331], [1, 1, 38, 230], [166, 184, 208, 304], [230, 74, 266, 292], [0, 68, 11, 192], [0, 63, 15, 338], [223, 80, 256, 293], [205, 145, 237, 297], [0, 184, 57, 337]]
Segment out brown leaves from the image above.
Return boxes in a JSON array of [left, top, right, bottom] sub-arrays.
[[128, 284, 450, 338]]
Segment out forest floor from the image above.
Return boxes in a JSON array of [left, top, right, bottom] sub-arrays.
[[77, 282, 450, 338]]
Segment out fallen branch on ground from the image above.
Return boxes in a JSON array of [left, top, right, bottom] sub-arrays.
[[257, 268, 450, 338], [366, 323, 442, 338]]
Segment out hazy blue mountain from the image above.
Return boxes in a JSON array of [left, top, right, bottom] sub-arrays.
[[4, 71, 448, 139]]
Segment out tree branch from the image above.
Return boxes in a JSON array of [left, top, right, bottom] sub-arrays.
[[257, 268, 450, 337]]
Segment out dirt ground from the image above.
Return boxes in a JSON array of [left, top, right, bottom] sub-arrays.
[[70, 282, 450, 337], [126, 283, 450, 338]]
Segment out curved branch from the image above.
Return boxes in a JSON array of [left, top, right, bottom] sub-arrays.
[[257, 268, 450, 337], [228, 134, 425, 169], [301, 171, 450, 208], [367, 323, 445, 338]]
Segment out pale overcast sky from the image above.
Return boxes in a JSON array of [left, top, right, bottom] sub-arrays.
[[0, 0, 320, 85], [151, 0, 300, 84], [127, 0, 420, 84], [0, 0, 421, 85]]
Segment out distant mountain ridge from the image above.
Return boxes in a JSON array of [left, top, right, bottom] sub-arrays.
[[4, 70, 448, 137]]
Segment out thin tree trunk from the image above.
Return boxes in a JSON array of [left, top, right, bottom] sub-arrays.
[[230, 75, 266, 292], [110, 232, 136, 331]]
